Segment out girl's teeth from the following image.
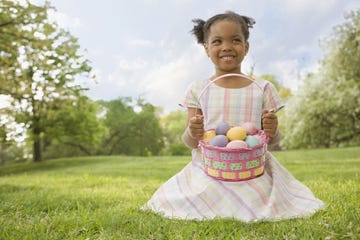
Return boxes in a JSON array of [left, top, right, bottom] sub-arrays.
[[222, 56, 233, 61]]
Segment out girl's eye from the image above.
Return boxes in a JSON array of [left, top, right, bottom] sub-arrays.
[[211, 39, 221, 45], [233, 38, 242, 44]]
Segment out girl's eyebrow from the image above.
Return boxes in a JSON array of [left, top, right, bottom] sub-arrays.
[[211, 34, 242, 38]]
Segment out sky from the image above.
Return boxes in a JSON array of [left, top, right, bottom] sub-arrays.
[[28, 0, 360, 114]]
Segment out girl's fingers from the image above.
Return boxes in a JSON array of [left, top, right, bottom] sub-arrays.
[[189, 128, 204, 139], [262, 112, 277, 120], [188, 115, 204, 138], [262, 111, 278, 137]]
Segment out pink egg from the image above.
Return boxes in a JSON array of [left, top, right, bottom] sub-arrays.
[[242, 122, 258, 135], [226, 140, 248, 149]]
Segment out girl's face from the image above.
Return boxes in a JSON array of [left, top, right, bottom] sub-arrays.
[[204, 20, 249, 75]]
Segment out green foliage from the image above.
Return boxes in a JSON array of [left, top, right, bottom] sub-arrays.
[[0, 0, 93, 161], [161, 110, 190, 155], [0, 0, 50, 69], [134, 100, 164, 156], [259, 74, 292, 100], [281, 10, 360, 149], [0, 147, 359, 239], [0, 129, 26, 165], [0, 107, 28, 164], [99, 98, 164, 156], [42, 96, 104, 159]]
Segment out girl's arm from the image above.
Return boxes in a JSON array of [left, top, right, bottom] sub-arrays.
[[262, 109, 282, 147], [181, 108, 204, 149]]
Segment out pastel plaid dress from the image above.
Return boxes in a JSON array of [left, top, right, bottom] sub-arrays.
[[142, 78, 324, 221]]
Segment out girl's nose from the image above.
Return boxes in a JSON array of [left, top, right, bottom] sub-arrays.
[[221, 41, 232, 51]]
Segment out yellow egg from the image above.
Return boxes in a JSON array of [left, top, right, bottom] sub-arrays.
[[203, 130, 216, 142], [226, 126, 247, 141]]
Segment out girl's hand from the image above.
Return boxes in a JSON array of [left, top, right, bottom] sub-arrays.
[[262, 109, 278, 137], [187, 115, 204, 139]]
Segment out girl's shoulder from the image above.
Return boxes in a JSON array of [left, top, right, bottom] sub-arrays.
[[253, 78, 279, 93], [253, 78, 272, 89], [186, 78, 211, 94], [194, 78, 211, 88]]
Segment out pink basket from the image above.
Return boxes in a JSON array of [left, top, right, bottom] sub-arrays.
[[199, 130, 269, 181], [196, 73, 269, 181]]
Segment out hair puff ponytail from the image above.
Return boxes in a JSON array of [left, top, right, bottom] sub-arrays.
[[191, 19, 206, 44]]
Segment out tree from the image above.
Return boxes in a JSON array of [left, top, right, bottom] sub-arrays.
[[99, 98, 164, 156], [0, 121, 9, 165], [161, 110, 190, 155], [0, 1, 93, 161], [42, 96, 104, 159], [133, 100, 164, 156], [0, 1, 42, 69], [281, 10, 360, 149], [99, 98, 137, 155]]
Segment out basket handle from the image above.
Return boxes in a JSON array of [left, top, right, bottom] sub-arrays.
[[196, 73, 262, 113]]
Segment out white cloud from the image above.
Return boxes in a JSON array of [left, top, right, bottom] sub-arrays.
[[91, 44, 210, 113], [141, 46, 208, 113], [127, 39, 154, 47], [269, 58, 321, 92], [282, 0, 337, 13], [115, 57, 149, 71], [48, 10, 82, 29]]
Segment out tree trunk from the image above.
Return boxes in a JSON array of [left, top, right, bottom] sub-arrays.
[[33, 121, 42, 162], [0, 143, 3, 165]]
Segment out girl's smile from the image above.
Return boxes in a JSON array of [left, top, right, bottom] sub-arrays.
[[220, 55, 236, 61]]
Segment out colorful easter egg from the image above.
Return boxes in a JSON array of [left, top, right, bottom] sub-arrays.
[[215, 122, 231, 135], [242, 122, 258, 135], [245, 135, 260, 147], [226, 140, 248, 149], [209, 135, 229, 147], [203, 129, 216, 143], [226, 126, 247, 141]]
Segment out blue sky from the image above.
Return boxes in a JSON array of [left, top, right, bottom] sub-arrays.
[[31, 0, 359, 113]]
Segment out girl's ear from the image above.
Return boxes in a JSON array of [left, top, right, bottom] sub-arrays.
[[204, 43, 210, 57], [245, 41, 250, 55]]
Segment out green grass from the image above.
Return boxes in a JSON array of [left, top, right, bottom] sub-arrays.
[[0, 147, 359, 240]]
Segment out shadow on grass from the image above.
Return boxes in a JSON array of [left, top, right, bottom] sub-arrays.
[[0, 157, 110, 176], [0, 156, 190, 182]]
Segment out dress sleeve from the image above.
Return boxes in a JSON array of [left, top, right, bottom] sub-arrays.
[[263, 82, 283, 110], [179, 81, 202, 109]]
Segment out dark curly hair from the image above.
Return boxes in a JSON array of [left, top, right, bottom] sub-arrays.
[[191, 11, 255, 44]]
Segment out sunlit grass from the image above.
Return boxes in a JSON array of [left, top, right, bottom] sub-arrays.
[[0, 147, 359, 239]]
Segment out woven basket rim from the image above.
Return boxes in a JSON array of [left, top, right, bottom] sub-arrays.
[[199, 129, 269, 152]]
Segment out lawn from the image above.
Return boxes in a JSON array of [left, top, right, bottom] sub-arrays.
[[0, 147, 359, 239]]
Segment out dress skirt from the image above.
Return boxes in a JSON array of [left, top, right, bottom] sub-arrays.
[[142, 149, 325, 222]]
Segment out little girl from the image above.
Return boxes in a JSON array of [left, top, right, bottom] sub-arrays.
[[142, 11, 324, 222]]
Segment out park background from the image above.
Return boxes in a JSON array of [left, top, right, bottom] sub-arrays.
[[0, 0, 359, 239]]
